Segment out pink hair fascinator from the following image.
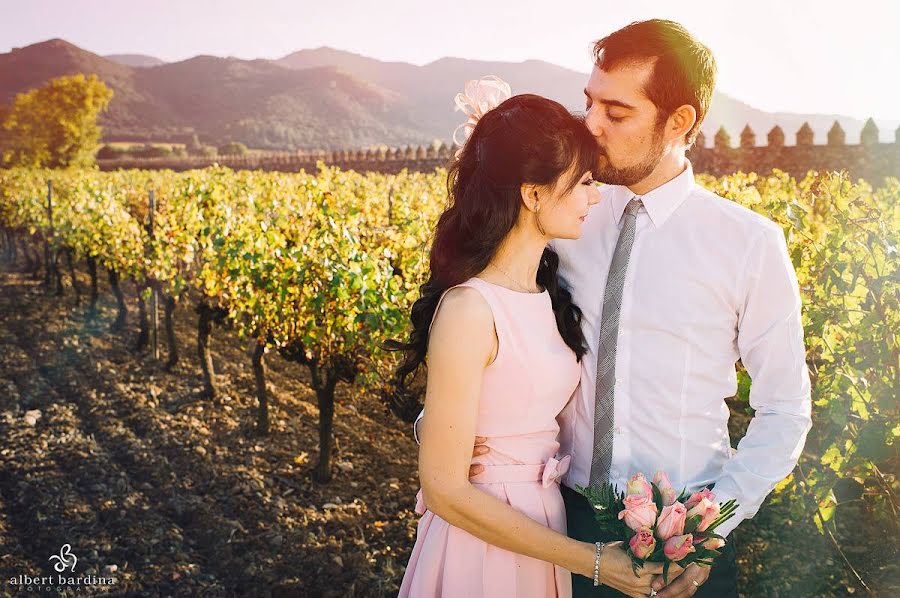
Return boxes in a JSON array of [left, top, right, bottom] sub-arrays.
[[452, 75, 512, 157]]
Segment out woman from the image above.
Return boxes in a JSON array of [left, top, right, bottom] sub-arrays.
[[387, 81, 661, 597]]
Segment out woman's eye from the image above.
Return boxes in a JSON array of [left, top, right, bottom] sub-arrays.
[[582, 178, 596, 186]]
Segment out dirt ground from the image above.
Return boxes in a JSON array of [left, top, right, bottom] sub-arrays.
[[0, 264, 895, 597]]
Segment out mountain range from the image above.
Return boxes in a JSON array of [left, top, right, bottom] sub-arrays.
[[0, 39, 895, 150]]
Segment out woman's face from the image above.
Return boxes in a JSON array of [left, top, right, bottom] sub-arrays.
[[536, 164, 602, 239]]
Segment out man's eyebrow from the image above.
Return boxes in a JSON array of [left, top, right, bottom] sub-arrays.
[[583, 88, 636, 110]]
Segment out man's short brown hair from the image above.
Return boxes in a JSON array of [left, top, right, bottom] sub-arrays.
[[593, 19, 716, 145]]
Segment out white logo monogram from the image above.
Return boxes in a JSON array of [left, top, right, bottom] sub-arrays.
[[48, 544, 77, 573]]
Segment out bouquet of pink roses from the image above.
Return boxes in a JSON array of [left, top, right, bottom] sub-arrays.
[[576, 471, 738, 582]]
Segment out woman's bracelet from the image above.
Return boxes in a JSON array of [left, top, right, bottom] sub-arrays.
[[593, 541, 609, 587]]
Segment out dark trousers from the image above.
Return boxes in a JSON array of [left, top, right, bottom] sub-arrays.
[[561, 484, 739, 598]]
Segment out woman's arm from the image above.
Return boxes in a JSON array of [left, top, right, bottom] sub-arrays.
[[419, 286, 659, 595]]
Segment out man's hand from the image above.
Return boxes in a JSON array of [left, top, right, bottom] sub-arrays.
[[652, 563, 710, 597], [469, 436, 488, 478]]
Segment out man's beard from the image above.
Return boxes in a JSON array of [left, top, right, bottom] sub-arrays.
[[594, 125, 666, 186]]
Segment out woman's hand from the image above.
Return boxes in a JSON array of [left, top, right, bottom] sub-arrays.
[[576, 541, 662, 598]]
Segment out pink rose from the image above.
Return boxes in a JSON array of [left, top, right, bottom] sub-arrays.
[[653, 470, 677, 506], [629, 527, 657, 559], [664, 534, 696, 561], [684, 488, 715, 510], [655, 501, 687, 540], [618, 494, 659, 531], [697, 537, 725, 550], [685, 497, 721, 532], [626, 473, 653, 500]]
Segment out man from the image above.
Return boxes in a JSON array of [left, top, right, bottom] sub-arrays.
[[416, 19, 812, 598]]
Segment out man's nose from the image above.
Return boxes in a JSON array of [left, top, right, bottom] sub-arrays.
[[585, 110, 604, 139]]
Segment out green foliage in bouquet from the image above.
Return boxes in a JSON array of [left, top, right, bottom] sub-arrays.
[[574, 482, 629, 538]]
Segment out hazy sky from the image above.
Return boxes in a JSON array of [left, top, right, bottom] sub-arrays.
[[2, 0, 898, 121]]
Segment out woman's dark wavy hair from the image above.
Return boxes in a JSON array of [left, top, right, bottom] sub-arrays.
[[383, 93, 598, 395]]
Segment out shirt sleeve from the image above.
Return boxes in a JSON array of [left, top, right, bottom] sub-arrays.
[[712, 224, 812, 538], [413, 407, 425, 445]]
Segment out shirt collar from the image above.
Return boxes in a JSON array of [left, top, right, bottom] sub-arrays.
[[608, 160, 696, 228]]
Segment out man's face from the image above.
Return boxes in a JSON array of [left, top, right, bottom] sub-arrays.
[[583, 60, 668, 186]]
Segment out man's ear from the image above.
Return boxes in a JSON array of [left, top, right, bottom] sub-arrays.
[[667, 104, 697, 145], [519, 183, 540, 212]]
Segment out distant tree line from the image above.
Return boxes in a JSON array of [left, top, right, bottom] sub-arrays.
[[96, 136, 249, 161]]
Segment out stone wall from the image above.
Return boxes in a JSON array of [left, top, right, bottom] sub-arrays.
[[686, 119, 899, 182]]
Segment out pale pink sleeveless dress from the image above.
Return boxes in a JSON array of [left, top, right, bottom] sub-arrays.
[[398, 276, 581, 598]]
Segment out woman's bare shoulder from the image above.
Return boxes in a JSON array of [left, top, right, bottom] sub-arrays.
[[432, 285, 493, 333]]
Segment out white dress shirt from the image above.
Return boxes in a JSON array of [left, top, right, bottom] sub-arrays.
[[552, 161, 811, 537], [415, 161, 812, 538]]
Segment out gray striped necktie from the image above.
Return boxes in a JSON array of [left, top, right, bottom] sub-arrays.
[[589, 197, 642, 491]]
